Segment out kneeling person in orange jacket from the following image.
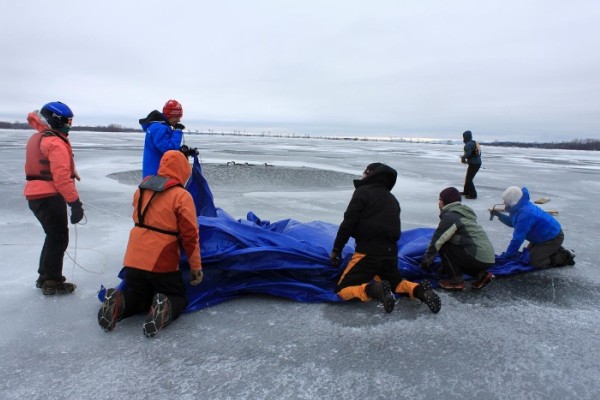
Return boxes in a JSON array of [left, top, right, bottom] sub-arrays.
[[98, 150, 203, 338]]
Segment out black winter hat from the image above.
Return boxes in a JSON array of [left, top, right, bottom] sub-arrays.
[[439, 187, 462, 206]]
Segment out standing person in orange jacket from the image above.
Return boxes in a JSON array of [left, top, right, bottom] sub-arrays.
[[98, 150, 203, 338], [24, 101, 85, 295]]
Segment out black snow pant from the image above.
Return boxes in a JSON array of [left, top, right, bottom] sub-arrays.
[[28, 195, 69, 281], [529, 230, 565, 268], [463, 163, 481, 198], [439, 243, 493, 282], [336, 253, 418, 300], [120, 267, 188, 321]]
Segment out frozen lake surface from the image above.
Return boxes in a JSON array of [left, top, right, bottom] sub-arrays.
[[0, 130, 599, 399]]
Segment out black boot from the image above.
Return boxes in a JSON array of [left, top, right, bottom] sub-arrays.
[[365, 281, 395, 313], [413, 280, 441, 314]]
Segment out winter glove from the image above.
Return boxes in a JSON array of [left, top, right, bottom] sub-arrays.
[[489, 209, 502, 220], [330, 250, 341, 267], [174, 123, 186, 130], [420, 256, 433, 271], [460, 156, 467, 164], [180, 145, 199, 158], [190, 269, 203, 286], [68, 199, 84, 224]]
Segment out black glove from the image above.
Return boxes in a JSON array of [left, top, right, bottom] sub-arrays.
[[68, 199, 84, 224], [330, 250, 342, 267], [174, 123, 185, 130], [420, 256, 433, 271], [180, 145, 199, 158], [489, 209, 501, 220]]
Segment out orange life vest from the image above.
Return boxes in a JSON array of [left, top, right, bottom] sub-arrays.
[[24, 131, 54, 181]]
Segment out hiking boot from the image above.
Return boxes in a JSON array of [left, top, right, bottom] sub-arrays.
[[143, 293, 173, 338], [41, 279, 76, 295], [35, 277, 44, 289], [471, 272, 495, 290], [438, 279, 465, 291], [365, 281, 395, 313], [414, 280, 441, 314], [563, 249, 576, 266], [98, 288, 125, 332], [36, 275, 66, 289], [550, 248, 576, 267], [465, 195, 477, 200]]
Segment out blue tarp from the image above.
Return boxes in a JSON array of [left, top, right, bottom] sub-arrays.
[[102, 156, 537, 311], [178, 157, 537, 312]]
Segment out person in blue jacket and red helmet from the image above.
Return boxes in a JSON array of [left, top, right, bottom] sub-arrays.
[[491, 186, 575, 267], [24, 101, 85, 295], [139, 99, 197, 178]]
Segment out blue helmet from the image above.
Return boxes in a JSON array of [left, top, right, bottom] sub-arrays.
[[40, 101, 74, 129]]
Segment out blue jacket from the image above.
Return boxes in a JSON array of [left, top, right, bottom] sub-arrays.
[[497, 187, 561, 256], [462, 130, 482, 165], [140, 110, 183, 178]]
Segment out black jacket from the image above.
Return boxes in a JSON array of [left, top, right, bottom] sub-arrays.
[[333, 164, 400, 256]]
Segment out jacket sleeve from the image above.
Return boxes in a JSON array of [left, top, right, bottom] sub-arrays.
[[505, 212, 534, 256], [148, 123, 183, 154], [463, 141, 475, 160], [44, 137, 80, 203], [176, 191, 202, 270], [424, 213, 458, 259], [497, 212, 513, 227], [333, 191, 364, 252]]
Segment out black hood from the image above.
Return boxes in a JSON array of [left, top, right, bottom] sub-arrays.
[[139, 110, 167, 126], [463, 130, 473, 143], [353, 164, 397, 191]]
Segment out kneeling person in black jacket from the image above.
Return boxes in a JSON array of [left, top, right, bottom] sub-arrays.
[[331, 163, 441, 314]]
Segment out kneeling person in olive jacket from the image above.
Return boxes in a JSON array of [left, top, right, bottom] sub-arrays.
[[421, 187, 495, 291]]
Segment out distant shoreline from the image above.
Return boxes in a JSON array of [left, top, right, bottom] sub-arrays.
[[1, 122, 597, 150]]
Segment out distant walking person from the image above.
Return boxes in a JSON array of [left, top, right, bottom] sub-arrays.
[[460, 130, 481, 199], [24, 101, 85, 295], [490, 186, 575, 268], [420, 187, 495, 291], [330, 163, 441, 314], [140, 99, 186, 178], [98, 150, 203, 338]]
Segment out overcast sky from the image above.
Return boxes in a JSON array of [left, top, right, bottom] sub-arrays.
[[2, 1, 599, 141]]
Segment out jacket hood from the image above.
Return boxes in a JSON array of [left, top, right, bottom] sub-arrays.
[[462, 130, 473, 143], [502, 186, 529, 208], [442, 201, 476, 220], [157, 150, 191, 185], [27, 111, 51, 133], [139, 110, 168, 129], [507, 187, 530, 211], [353, 164, 397, 190]]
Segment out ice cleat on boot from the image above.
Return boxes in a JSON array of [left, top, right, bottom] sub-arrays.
[[98, 288, 125, 332], [41, 279, 76, 295], [365, 281, 395, 313], [471, 272, 495, 291], [415, 280, 441, 314], [143, 293, 173, 338]]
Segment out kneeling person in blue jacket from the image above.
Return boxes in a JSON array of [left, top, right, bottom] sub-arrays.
[[491, 186, 575, 268]]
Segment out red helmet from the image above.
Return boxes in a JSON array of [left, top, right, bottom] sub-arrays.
[[163, 99, 183, 118]]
